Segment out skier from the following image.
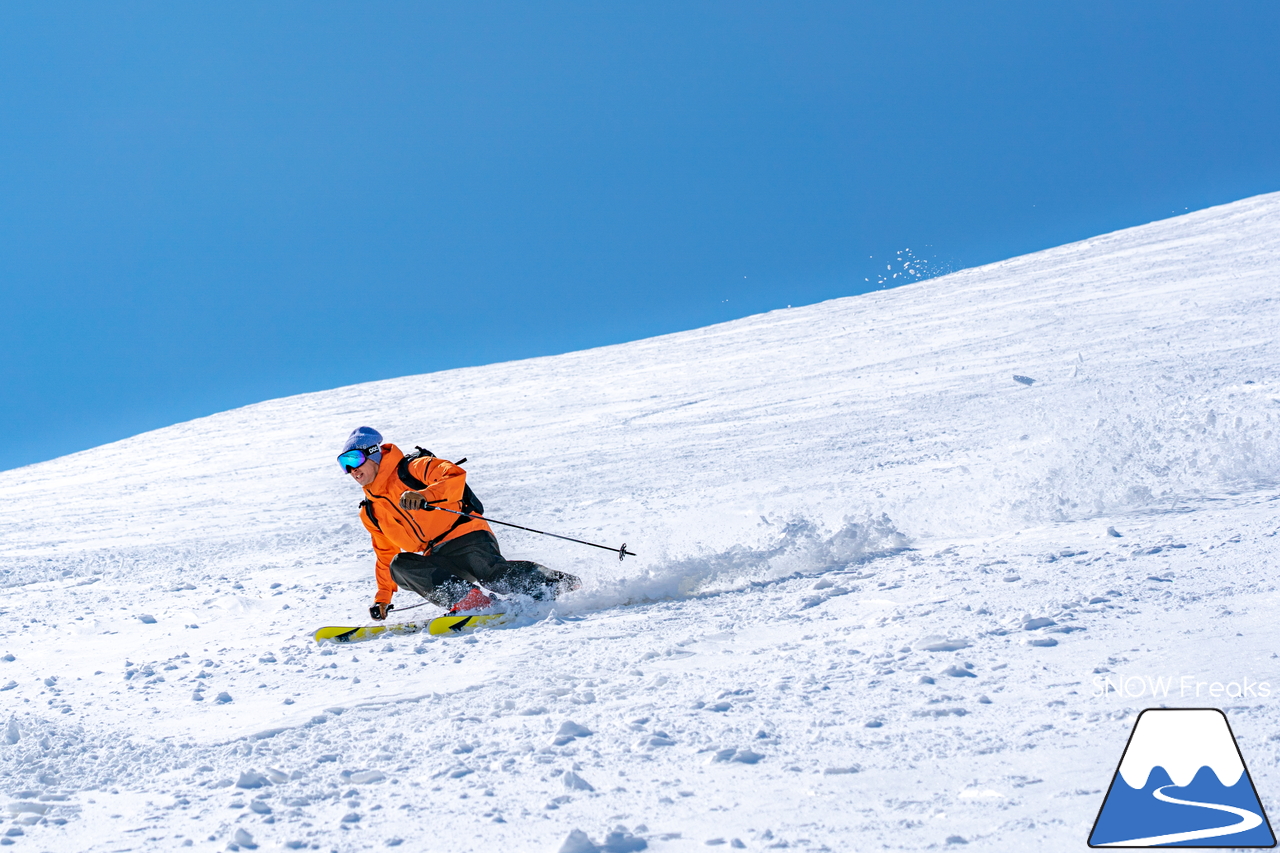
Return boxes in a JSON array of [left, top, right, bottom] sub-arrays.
[[338, 426, 579, 621]]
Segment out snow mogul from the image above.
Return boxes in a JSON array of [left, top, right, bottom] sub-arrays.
[[338, 426, 579, 621]]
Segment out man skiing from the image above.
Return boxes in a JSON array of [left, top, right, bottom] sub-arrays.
[[338, 426, 578, 621]]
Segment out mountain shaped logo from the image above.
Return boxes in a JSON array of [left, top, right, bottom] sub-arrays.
[[1090, 708, 1276, 847]]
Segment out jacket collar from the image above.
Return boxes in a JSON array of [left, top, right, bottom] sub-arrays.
[[365, 443, 404, 497]]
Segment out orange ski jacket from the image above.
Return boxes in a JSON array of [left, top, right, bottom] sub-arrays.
[[357, 443, 492, 604]]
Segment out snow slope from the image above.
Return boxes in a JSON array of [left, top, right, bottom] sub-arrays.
[[2, 192, 1279, 852]]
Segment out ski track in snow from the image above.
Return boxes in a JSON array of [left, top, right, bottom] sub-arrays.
[[2, 193, 1280, 851]]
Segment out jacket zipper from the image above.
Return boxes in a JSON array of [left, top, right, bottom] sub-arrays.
[[372, 493, 429, 543]]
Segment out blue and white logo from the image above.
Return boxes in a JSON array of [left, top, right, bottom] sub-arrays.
[[1090, 708, 1275, 847]]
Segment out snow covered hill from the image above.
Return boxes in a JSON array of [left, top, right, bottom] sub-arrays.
[[2, 192, 1279, 852]]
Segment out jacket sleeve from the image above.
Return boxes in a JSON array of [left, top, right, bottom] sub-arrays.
[[406, 457, 470, 508], [360, 505, 401, 604]]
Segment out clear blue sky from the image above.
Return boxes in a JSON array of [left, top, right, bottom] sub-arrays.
[[3, 2, 1278, 472]]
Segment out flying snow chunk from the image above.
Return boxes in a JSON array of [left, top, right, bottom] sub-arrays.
[[1089, 708, 1275, 847]]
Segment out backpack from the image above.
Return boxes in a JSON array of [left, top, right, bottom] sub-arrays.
[[395, 447, 485, 516], [359, 448, 484, 535]]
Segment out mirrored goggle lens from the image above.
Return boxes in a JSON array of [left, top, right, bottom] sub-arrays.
[[338, 450, 368, 472]]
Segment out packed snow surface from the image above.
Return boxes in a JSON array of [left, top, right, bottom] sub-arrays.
[[2, 192, 1280, 852]]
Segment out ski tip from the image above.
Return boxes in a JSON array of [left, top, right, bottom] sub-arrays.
[[313, 626, 361, 644]]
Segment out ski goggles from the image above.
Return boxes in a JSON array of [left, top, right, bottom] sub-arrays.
[[338, 446, 381, 473]]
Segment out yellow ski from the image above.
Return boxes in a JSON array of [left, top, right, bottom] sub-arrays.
[[312, 613, 509, 644], [426, 613, 511, 636]]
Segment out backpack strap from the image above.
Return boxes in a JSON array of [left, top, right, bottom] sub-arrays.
[[396, 453, 429, 491], [421, 513, 475, 554], [359, 499, 381, 531]]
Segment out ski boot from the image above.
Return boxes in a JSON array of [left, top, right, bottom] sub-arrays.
[[448, 586, 495, 614]]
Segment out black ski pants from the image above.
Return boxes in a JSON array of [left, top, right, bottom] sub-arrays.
[[388, 530, 553, 608]]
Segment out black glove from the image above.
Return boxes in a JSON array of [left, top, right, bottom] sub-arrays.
[[369, 602, 394, 621], [399, 491, 435, 511]]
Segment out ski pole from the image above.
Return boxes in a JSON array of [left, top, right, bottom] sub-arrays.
[[382, 600, 432, 614], [424, 502, 635, 560]]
